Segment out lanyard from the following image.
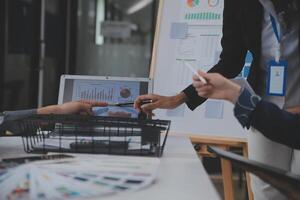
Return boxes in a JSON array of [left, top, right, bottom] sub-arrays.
[[270, 14, 280, 42], [270, 14, 281, 62]]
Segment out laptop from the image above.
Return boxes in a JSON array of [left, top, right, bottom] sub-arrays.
[[29, 75, 156, 153], [58, 75, 153, 118]]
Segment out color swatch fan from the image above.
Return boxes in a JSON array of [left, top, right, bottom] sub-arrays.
[[0, 154, 160, 200]]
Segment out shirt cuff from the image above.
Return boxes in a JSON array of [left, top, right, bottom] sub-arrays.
[[234, 88, 261, 128], [0, 109, 37, 135], [3, 109, 37, 122], [182, 85, 206, 111]]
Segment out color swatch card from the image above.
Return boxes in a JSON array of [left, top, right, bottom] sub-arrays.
[[0, 154, 160, 200]]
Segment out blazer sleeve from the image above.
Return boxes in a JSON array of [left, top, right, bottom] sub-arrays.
[[234, 88, 300, 150], [183, 0, 247, 110], [249, 102, 300, 150], [0, 109, 37, 134]]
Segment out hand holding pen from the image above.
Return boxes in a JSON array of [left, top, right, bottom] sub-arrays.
[[134, 94, 186, 116], [185, 62, 207, 84], [192, 70, 242, 103], [108, 100, 152, 107]]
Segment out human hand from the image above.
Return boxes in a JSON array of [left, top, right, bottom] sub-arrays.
[[37, 101, 108, 115], [192, 71, 241, 104], [286, 106, 300, 115], [134, 93, 186, 116]]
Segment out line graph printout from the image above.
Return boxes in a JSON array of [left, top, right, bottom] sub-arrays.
[[72, 80, 140, 118]]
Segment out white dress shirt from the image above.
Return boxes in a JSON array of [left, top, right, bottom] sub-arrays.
[[259, 0, 300, 109]]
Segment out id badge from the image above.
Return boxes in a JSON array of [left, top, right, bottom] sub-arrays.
[[267, 60, 287, 96]]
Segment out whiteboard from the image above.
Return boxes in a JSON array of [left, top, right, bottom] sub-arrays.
[[150, 0, 248, 138]]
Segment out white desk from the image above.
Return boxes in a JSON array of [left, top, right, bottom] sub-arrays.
[[0, 135, 220, 200]]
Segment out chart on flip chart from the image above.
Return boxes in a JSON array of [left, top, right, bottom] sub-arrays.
[[151, 0, 250, 138]]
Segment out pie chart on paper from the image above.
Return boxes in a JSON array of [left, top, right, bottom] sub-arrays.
[[187, 0, 200, 8], [208, 0, 219, 7]]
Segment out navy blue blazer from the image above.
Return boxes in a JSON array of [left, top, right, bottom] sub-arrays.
[[248, 100, 300, 150]]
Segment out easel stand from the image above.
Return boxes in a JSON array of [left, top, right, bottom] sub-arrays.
[[190, 135, 253, 200]]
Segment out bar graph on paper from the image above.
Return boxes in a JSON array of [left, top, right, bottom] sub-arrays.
[[182, 0, 223, 25], [184, 12, 221, 20]]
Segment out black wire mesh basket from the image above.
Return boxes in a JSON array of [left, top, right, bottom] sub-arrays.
[[18, 115, 171, 157]]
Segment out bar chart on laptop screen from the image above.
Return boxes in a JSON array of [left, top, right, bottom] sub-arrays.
[[72, 80, 140, 102], [78, 87, 114, 102], [72, 80, 140, 118]]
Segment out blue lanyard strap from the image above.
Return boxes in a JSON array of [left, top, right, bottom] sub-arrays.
[[270, 14, 280, 43]]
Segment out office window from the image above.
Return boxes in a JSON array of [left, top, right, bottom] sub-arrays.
[[75, 0, 157, 77], [0, 0, 70, 110]]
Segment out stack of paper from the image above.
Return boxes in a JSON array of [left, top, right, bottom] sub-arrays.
[[0, 154, 160, 200]]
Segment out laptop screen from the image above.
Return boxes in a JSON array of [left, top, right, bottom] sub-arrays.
[[58, 75, 152, 118]]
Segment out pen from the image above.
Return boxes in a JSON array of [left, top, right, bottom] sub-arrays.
[[185, 62, 207, 84], [108, 100, 152, 107]]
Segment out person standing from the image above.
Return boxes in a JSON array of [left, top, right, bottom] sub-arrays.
[[192, 70, 300, 151], [135, 0, 300, 199]]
